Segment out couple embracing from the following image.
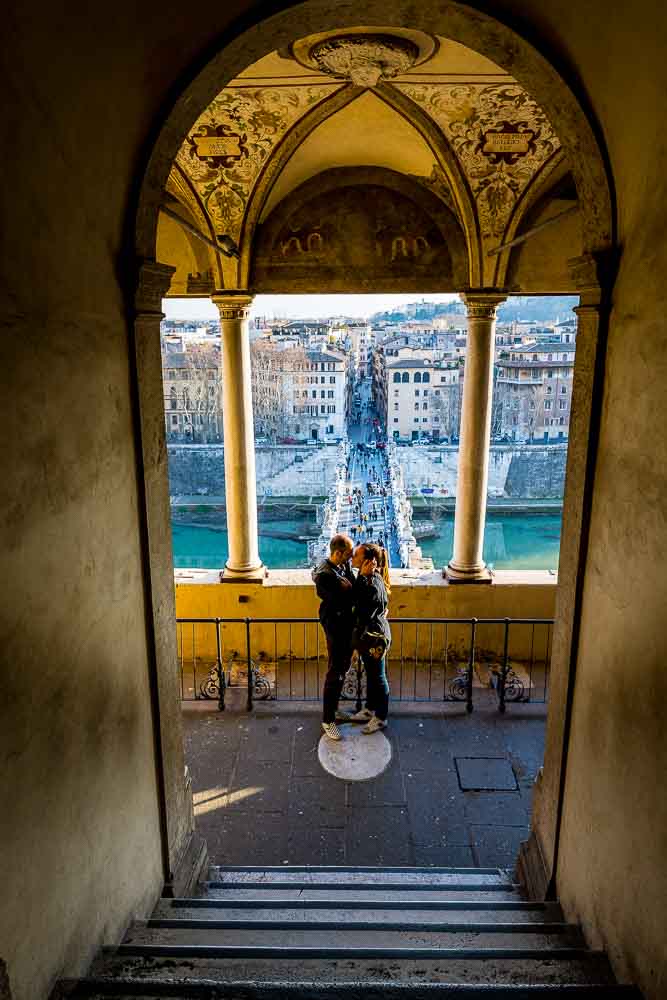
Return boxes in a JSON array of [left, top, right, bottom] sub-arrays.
[[312, 533, 391, 741]]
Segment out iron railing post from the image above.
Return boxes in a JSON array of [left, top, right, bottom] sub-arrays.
[[467, 619, 476, 713], [499, 618, 510, 713], [215, 618, 225, 711], [245, 617, 253, 712]]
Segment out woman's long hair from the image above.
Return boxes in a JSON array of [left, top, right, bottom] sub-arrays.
[[360, 542, 391, 597]]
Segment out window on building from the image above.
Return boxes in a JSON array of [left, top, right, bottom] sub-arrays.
[[415, 389, 420, 397], [559, 400, 567, 409], [393, 372, 401, 383], [512, 416, 518, 425], [423, 388, 429, 396], [414, 403, 419, 411], [393, 418, 398, 423], [394, 403, 399, 410], [328, 390, 334, 398], [422, 402, 428, 410], [422, 372, 430, 383], [320, 363, 325, 371], [562, 354, 568, 361], [312, 390, 317, 398], [434, 389, 441, 396], [433, 416, 440, 423], [548, 370, 554, 378], [320, 390, 325, 398], [422, 418, 428, 423], [330, 376, 335, 383], [545, 400, 552, 410], [402, 372, 409, 383], [171, 415, 178, 427], [414, 418, 419, 423], [559, 416, 565, 425], [440, 375, 446, 382], [414, 371, 422, 383], [529, 401, 535, 409], [561, 385, 567, 394], [320, 404, 326, 413]]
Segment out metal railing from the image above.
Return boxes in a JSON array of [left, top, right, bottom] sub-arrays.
[[176, 616, 552, 713]]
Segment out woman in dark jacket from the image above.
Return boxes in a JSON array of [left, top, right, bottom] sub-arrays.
[[351, 542, 391, 733]]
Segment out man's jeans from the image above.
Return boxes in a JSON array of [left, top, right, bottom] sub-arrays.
[[322, 631, 353, 723]]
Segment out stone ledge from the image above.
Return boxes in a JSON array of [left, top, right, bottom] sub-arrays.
[[175, 567, 557, 588]]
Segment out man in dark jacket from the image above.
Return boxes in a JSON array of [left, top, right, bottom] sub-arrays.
[[312, 533, 354, 740]]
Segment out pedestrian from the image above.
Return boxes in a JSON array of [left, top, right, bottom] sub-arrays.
[[312, 534, 355, 742], [350, 543, 392, 733]]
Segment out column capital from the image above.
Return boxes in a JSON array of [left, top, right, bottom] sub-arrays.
[[460, 290, 507, 320], [211, 290, 254, 321], [135, 260, 176, 316]]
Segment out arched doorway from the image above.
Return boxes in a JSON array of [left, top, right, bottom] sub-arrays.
[[133, 1, 615, 896]]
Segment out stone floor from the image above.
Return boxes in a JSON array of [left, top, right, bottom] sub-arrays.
[[182, 699, 545, 871]]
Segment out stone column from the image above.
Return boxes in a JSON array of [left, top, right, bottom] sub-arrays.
[[135, 260, 205, 895], [447, 292, 506, 583], [211, 292, 264, 580], [519, 252, 613, 899]]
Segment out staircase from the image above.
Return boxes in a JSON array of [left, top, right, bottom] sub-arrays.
[[54, 865, 641, 998]]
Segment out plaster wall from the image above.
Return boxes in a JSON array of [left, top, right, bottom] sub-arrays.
[[175, 572, 556, 662], [1, 1, 666, 998], [540, 10, 667, 997]]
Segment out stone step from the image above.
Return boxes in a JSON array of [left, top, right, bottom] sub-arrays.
[[126, 922, 584, 950], [207, 866, 508, 885], [55, 979, 643, 999], [155, 900, 564, 924], [202, 887, 523, 903], [90, 951, 617, 987], [205, 879, 518, 893]]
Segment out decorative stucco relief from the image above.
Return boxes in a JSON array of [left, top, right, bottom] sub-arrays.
[[175, 85, 341, 244], [396, 83, 560, 241]]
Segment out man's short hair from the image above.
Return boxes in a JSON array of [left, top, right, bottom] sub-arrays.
[[330, 533, 352, 555]]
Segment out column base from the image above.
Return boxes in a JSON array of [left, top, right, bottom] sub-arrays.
[[219, 563, 267, 583], [444, 563, 494, 584]]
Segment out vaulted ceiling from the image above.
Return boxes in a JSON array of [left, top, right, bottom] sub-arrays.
[[158, 29, 581, 296]]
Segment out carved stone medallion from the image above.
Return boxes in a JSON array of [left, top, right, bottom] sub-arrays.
[[309, 34, 419, 87]]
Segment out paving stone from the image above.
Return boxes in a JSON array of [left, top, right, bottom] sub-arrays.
[[288, 826, 346, 865], [346, 806, 415, 865], [347, 748, 406, 806], [470, 824, 530, 867], [229, 760, 289, 813], [455, 756, 518, 791], [212, 811, 290, 865], [288, 775, 347, 825], [414, 843, 476, 868], [463, 791, 531, 826], [239, 716, 293, 763]]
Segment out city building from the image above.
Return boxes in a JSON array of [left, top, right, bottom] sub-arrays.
[[383, 355, 461, 442], [161, 344, 222, 442], [250, 342, 347, 442], [494, 337, 576, 442]]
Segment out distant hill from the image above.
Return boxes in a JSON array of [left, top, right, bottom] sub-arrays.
[[371, 295, 578, 325]]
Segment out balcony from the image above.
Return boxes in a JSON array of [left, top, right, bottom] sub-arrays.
[[177, 574, 554, 869]]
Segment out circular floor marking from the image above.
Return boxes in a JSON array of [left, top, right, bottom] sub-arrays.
[[318, 724, 392, 781]]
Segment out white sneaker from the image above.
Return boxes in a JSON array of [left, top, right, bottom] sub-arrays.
[[322, 722, 343, 741], [349, 708, 373, 722], [362, 715, 387, 734]]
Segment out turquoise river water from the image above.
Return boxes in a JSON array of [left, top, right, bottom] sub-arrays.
[[172, 513, 562, 571]]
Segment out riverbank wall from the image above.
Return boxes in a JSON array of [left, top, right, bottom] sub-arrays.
[[167, 442, 567, 500]]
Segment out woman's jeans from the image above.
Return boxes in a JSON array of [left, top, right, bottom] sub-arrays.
[[361, 650, 390, 721]]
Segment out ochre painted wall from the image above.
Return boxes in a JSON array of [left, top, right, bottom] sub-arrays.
[[1, 2, 666, 999]]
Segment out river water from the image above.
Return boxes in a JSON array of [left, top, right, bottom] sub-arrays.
[[172, 512, 562, 571]]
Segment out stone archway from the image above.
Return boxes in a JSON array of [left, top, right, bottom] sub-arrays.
[[132, 0, 617, 901]]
